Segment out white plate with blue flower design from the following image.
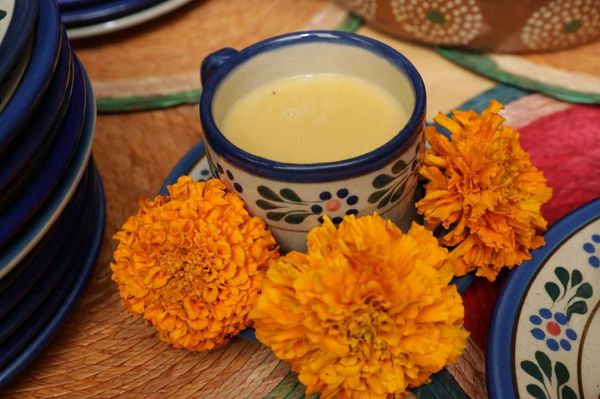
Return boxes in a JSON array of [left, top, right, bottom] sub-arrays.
[[488, 198, 600, 399]]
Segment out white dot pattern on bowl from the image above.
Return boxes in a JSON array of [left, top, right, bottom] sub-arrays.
[[521, 0, 600, 51], [390, 0, 483, 45], [338, 0, 378, 20]]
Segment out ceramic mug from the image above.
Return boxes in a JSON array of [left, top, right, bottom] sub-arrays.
[[199, 31, 426, 251]]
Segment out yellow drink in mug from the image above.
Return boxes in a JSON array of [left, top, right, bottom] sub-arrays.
[[200, 31, 425, 251], [222, 74, 409, 163]]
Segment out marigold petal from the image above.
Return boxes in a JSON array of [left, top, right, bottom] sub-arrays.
[[417, 100, 552, 280], [252, 214, 467, 398], [110, 177, 279, 351]]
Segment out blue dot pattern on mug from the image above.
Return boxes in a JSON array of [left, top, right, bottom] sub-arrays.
[[214, 162, 244, 194], [317, 189, 360, 224]]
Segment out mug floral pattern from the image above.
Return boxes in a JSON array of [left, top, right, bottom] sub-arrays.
[[205, 134, 423, 230]]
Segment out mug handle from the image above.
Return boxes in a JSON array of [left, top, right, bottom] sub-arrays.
[[201, 48, 238, 86]]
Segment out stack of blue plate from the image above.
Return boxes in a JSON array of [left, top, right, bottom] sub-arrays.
[[0, 0, 105, 387], [58, 0, 194, 39]]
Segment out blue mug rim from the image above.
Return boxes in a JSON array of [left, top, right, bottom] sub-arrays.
[[199, 30, 426, 183]]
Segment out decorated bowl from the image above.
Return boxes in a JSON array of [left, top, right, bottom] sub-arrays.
[[337, 0, 600, 53]]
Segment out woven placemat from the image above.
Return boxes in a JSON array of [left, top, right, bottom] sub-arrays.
[[73, 0, 354, 113], [437, 39, 600, 104]]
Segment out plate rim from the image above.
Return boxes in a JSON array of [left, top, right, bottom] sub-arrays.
[[58, 0, 107, 10], [159, 140, 205, 195], [0, 51, 86, 247], [0, 166, 96, 348], [0, 34, 33, 113], [61, 0, 166, 28], [0, 0, 37, 84], [0, 32, 74, 191], [0, 162, 105, 387], [0, 55, 97, 279], [66, 0, 194, 40], [0, 164, 91, 319], [0, 0, 60, 151], [487, 197, 600, 399]]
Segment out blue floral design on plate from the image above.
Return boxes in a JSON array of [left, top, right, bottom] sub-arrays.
[[583, 233, 600, 268], [530, 308, 577, 351]]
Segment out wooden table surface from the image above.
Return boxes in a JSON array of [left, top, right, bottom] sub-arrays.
[[2, 1, 494, 397]]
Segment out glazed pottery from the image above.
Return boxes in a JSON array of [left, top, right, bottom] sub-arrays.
[[0, 57, 87, 247], [60, 0, 165, 28], [0, 0, 37, 84], [0, 36, 32, 112], [65, 0, 194, 39], [0, 33, 74, 195], [0, 3, 104, 386], [200, 31, 425, 251], [0, 57, 97, 278], [0, 165, 90, 320], [0, 163, 105, 388], [337, 0, 600, 53], [488, 198, 600, 398], [59, 0, 105, 10], [0, 169, 94, 346], [0, 0, 61, 153]]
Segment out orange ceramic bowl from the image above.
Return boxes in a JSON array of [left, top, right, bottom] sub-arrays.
[[337, 0, 600, 53]]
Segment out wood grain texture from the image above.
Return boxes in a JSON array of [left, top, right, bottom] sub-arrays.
[[2, 8, 495, 397]]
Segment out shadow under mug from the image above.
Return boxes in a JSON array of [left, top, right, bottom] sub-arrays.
[[200, 30, 426, 252]]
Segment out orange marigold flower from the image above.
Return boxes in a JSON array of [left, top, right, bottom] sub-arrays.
[[416, 100, 552, 281], [251, 214, 468, 399], [110, 176, 278, 351]]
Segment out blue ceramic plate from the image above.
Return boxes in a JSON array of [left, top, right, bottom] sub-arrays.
[[66, 0, 194, 39], [0, 0, 37, 84], [0, 162, 105, 387], [0, 56, 97, 279], [61, 0, 165, 28], [0, 167, 95, 346], [0, 57, 86, 247], [58, 0, 105, 10], [0, 35, 33, 113], [488, 198, 600, 399], [0, 0, 61, 153], [0, 165, 90, 319], [0, 33, 74, 194]]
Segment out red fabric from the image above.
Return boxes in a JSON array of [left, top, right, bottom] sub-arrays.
[[463, 104, 600, 349]]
